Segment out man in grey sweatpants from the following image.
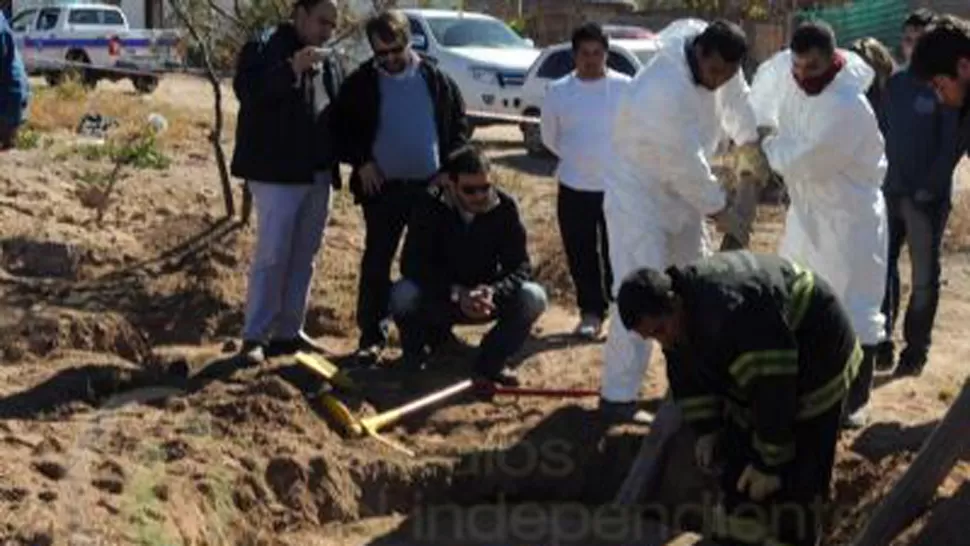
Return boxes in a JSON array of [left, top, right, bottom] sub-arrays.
[[230, 0, 343, 363]]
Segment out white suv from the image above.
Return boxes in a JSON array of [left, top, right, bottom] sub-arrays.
[[518, 38, 660, 155], [401, 9, 540, 130]]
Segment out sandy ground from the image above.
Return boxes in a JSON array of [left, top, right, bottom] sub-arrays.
[[0, 75, 968, 545]]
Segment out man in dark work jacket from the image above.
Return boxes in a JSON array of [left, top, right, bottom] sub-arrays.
[[388, 146, 548, 386]]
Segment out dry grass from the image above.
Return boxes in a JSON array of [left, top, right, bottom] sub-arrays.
[[25, 79, 218, 154]]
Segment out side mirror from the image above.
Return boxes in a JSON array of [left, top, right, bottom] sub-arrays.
[[524, 38, 535, 48], [412, 34, 428, 50]]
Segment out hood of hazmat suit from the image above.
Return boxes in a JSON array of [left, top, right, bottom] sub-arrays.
[[750, 49, 888, 345], [605, 18, 759, 238]]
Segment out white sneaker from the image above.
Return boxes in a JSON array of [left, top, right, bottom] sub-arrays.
[[574, 314, 605, 340]]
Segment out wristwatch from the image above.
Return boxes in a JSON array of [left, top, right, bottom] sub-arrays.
[[450, 285, 461, 304]]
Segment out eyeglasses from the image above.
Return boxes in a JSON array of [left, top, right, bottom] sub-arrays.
[[460, 184, 492, 196], [374, 44, 406, 59]]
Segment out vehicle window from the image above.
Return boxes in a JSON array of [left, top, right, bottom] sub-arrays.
[[102, 10, 124, 25], [634, 50, 658, 66], [407, 16, 427, 49], [36, 8, 60, 31], [425, 16, 528, 49], [68, 9, 99, 24], [10, 9, 36, 31], [536, 50, 573, 79], [607, 51, 637, 76]]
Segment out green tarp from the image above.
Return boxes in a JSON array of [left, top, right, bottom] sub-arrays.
[[798, 0, 909, 56]]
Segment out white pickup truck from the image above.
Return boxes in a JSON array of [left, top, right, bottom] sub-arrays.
[[400, 9, 541, 131], [9, 2, 181, 93]]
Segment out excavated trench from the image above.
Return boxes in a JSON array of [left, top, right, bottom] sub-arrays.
[[0, 346, 898, 546]]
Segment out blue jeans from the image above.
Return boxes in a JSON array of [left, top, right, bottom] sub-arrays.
[[389, 279, 548, 374], [881, 195, 951, 365]]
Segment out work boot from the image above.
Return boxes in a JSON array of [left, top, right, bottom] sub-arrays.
[[843, 345, 876, 429], [875, 341, 895, 372], [893, 350, 927, 378], [238, 340, 266, 367], [599, 399, 652, 425], [268, 332, 328, 357], [574, 314, 605, 341], [474, 365, 520, 387]]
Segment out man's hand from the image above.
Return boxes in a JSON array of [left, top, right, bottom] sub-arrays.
[[735, 142, 772, 183], [736, 464, 781, 501], [459, 285, 496, 320], [359, 162, 384, 196], [291, 46, 328, 75], [694, 432, 720, 474]]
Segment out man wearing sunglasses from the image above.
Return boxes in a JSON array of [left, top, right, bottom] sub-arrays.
[[388, 145, 547, 386], [331, 9, 470, 366]]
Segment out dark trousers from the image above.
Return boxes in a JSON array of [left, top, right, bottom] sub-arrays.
[[881, 195, 950, 365], [717, 403, 843, 546], [389, 279, 548, 374], [556, 183, 612, 318], [356, 180, 430, 348]]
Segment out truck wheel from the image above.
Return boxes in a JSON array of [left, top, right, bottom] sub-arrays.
[[132, 76, 159, 94], [65, 50, 97, 89], [522, 122, 549, 157]]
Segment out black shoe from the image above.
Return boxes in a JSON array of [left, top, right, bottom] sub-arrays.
[[598, 399, 653, 425], [893, 358, 926, 378], [474, 366, 520, 387], [239, 340, 266, 366], [875, 341, 895, 372], [353, 343, 384, 368], [268, 332, 328, 357]]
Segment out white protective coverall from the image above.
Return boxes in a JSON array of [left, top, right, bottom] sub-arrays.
[[600, 19, 759, 403], [749, 49, 888, 346]]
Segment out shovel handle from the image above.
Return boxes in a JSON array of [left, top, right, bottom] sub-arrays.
[[487, 386, 601, 398]]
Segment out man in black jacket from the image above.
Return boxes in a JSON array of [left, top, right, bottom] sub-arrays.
[[388, 146, 547, 386], [617, 252, 860, 546], [230, 0, 343, 364], [330, 9, 470, 364]]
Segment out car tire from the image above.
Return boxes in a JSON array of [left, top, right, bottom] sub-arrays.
[[522, 122, 549, 157], [132, 75, 159, 94]]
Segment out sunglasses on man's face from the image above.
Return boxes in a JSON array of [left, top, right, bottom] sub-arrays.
[[459, 183, 492, 196], [374, 44, 407, 59]]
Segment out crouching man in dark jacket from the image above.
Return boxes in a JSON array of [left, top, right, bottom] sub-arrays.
[[389, 146, 548, 386], [616, 251, 861, 546]]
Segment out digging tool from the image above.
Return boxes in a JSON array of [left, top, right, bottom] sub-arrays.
[[295, 351, 356, 391], [348, 379, 476, 436], [474, 381, 650, 401], [320, 394, 415, 457], [614, 396, 683, 505]]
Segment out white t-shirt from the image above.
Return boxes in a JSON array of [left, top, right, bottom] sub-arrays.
[[540, 69, 632, 192]]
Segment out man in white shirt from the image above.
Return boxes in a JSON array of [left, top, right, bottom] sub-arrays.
[[541, 23, 632, 340], [599, 19, 761, 423]]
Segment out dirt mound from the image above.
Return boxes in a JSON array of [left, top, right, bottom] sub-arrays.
[[0, 305, 152, 363]]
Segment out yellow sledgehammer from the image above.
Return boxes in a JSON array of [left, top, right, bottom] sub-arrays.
[[294, 351, 356, 390], [321, 379, 476, 457]]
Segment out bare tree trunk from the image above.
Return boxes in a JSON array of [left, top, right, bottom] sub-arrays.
[[168, 0, 235, 219], [851, 377, 970, 546]]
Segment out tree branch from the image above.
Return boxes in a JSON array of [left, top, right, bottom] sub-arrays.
[[168, 0, 236, 219]]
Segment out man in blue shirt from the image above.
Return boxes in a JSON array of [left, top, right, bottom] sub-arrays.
[[876, 10, 966, 378], [0, 10, 30, 150]]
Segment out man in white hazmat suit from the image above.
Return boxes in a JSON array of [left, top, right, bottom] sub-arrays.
[[749, 21, 888, 429], [599, 19, 761, 422]]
